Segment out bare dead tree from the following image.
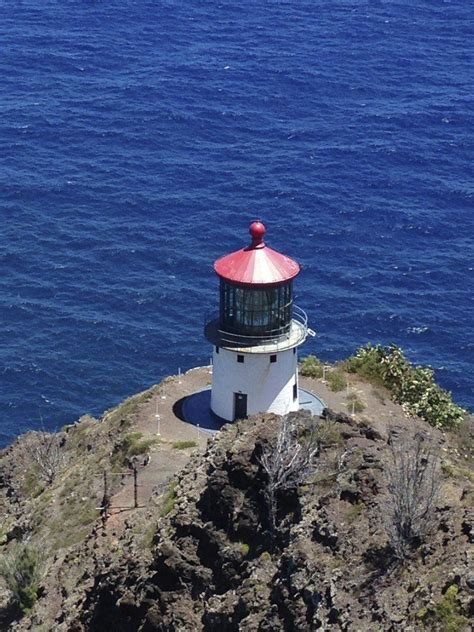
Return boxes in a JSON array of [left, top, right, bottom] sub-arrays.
[[259, 416, 320, 545], [384, 432, 441, 560], [24, 430, 64, 485]]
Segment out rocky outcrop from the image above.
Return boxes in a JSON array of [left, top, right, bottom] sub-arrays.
[[69, 411, 472, 631]]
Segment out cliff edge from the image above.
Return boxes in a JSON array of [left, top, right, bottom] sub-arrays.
[[0, 363, 472, 631]]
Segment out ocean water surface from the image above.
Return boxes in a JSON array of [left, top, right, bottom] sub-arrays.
[[1, 0, 473, 445]]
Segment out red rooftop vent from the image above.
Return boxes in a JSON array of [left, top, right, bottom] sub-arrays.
[[213, 221, 300, 286]]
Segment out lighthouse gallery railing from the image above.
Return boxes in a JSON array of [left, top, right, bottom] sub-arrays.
[[204, 304, 309, 352]]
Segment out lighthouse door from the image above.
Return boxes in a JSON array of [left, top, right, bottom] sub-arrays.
[[234, 393, 248, 420]]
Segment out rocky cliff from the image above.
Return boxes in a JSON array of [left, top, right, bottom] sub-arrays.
[[0, 369, 472, 631]]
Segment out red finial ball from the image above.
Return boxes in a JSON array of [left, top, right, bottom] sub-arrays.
[[249, 221, 266, 245]]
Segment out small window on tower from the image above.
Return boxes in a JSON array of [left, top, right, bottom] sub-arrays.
[[237, 355, 244, 363], [270, 354, 277, 363], [215, 346, 219, 354], [293, 347, 296, 355], [293, 383, 297, 400]]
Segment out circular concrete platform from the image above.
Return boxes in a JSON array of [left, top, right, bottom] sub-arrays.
[[179, 387, 326, 433]]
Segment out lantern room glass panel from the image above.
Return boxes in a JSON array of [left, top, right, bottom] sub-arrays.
[[219, 280, 292, 337]]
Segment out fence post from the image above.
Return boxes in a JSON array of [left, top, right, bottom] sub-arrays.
[[133, 466, 138, 508]]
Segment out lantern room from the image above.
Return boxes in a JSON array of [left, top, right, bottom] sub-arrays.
[[210, 221, 302, 345]]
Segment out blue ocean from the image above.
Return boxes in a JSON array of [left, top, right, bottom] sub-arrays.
[[1, 0, 473, 446]]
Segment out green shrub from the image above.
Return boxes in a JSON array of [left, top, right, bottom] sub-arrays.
[[0, 544, 40, 614], [315, 420, 343, 446], [299, 355, 323, 378], [240, 543, 250, 556], [160, 482, 177, 517], [417, 585, 469, 632], [346, 344, 465, 430], [22, 470, 45, 498], [114, 432, 156, 465], [327, 371, 347, 392], [346, 392, 365, 413], [172, 440, 197, 450]]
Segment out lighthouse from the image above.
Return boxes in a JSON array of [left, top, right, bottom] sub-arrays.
[[204, 221, 310, 422]]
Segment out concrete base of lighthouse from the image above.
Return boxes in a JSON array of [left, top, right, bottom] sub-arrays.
[[210, 346, 300, 421], [180, 385, 325, 433]]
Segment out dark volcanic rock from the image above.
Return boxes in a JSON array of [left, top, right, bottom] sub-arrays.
[[33, 412, 472, 632]]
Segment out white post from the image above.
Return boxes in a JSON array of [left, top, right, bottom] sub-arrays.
[[352, 400, 355, 416], [197, 423, 200, 441], [178, 367, 182, 384], [155, 399, 161, 435], [208, 357, 213, 374]]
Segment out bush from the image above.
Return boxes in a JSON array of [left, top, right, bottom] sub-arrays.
[[115, 432, 155, 464], [160, 482, 177, 517], [347, 398, 365, 414], [24, 430, 64, 486], [417, 585, 469, 632], [172, 440, 197, 450], [299, 355, 323, 378], [384, 433, 440, 560], [346, 391, 365, 414], [0, 544, 40, 614], [239, 543, 250, 556], [315, 420, 343, 446], [327, 371, 347, 392], [346, 344, 465, 430]]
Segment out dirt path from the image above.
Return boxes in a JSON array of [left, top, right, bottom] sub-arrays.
[[105, 367, 212, 534]]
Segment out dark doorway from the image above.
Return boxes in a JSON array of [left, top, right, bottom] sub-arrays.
[[234, 392, 248, 420]]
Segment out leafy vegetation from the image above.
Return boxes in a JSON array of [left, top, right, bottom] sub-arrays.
[[326, 370, 347, 392], [346, 391, 365, 414], [160, 481, 177, 517], [314, 420, 343, 446], [299, 355, 323, 378], [417, 585, 469, 632], [239, 543, 250, 556], [345, 344, 465, 429], [113, 432, 156, 467], [172, 440, 197, 450], [0, 544, 41, 614], [123, 432, 155, 456], [22, 469, 45, 498]]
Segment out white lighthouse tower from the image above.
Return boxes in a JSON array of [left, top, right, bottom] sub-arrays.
[[204, 221, 309, 422]]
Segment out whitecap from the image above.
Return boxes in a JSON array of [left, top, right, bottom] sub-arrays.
[[406, 326, 429, 334]]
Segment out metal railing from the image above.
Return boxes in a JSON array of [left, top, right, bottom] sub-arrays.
[[204, 304, 309, 352]]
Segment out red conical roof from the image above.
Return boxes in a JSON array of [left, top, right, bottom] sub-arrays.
[[213, 222, 300, 286]]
